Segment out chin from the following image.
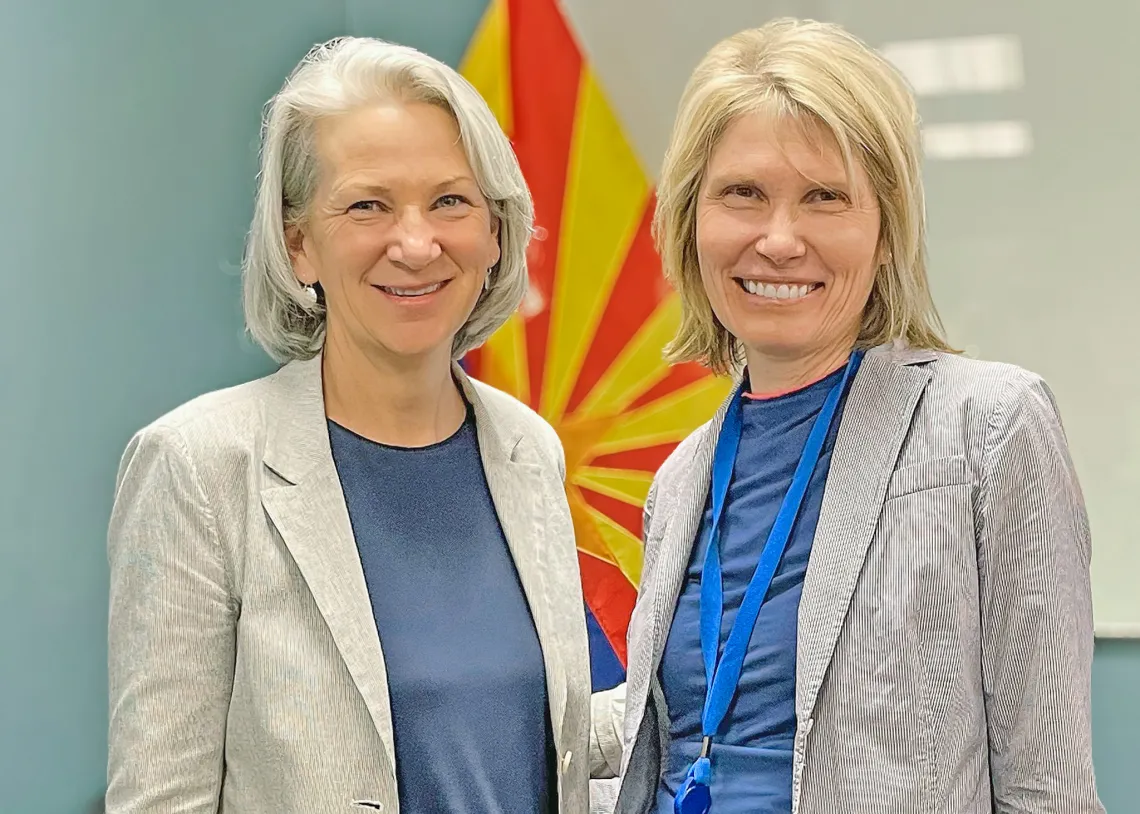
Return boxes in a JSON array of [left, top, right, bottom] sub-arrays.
[[735, 331, 809, 358], [383, 342, 455, 361], [369, 328, 458, 362]]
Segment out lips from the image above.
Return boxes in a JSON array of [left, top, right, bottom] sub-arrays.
[[373, 280, 449, 298]]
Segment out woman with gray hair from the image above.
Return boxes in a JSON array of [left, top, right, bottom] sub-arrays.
[[591, 18, 1103, 814], [106, 37, 590, 813]]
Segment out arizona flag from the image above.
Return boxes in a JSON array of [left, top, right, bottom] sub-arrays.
[[460, 0, 730, 689]]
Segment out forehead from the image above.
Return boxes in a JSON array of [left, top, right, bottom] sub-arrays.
[[314, 100, 473, 181], [706, 109, 866, 189]]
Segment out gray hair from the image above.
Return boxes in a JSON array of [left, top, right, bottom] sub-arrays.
[[242, 37, 533, 362]]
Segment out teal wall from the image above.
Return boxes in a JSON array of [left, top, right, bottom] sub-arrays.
[[1091, 640, 1140, 812], [1, 1, 1134, 812], [0, 1, 344, 810]]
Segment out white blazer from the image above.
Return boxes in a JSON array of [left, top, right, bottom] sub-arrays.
[[106, 355, 593, 813]]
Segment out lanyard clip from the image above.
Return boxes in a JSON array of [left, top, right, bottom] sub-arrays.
[[699, 736, 711, 759]]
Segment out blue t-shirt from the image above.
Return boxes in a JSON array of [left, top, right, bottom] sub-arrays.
[[329, 408, 554, 814], [656, 364, 854, 814]]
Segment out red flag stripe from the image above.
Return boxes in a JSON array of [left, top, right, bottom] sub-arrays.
[[506, 0, 582, 409], [580, 487, 646, 539], [589, 442, 679, 475], [579, 554, 636, 663], [628, 362, 712, 412], [563, 200, 664, 416]]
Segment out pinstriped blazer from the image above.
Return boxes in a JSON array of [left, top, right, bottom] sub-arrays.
[[106, 355, 592, 814], [592, 343, 1104, 814]]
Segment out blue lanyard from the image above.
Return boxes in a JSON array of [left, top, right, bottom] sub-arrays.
[[675, 351, 862, 814]]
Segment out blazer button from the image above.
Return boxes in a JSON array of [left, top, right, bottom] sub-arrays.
[[561, 750, 573, 772]]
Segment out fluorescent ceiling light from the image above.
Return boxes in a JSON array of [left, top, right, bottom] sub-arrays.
[[923, 120, 1033, 160], [881, 35, 1024, 96]]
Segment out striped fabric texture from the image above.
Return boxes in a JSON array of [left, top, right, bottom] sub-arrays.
[[601, 343, 1104, 814]]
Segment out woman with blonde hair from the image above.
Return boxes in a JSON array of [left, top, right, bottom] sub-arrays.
[[107, 37, 590, 813], [590, 18, 1103, 814]]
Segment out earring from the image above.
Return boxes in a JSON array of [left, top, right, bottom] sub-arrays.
[[302, 285, 318, 303], [483, 274, 492, 292]]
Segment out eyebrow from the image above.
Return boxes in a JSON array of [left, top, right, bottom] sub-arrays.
[[705, 169, 852, 190], [431, 175, 476, 192]]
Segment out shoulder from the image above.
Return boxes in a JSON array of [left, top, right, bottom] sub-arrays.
[[924, 352, 1050, 404], [866, 349, 1070, 488], [118, 363, 301, 487], [912, 352, 1063, 437], [465, 376, 565, 473], [133, 370, 282, 450], [863, 344, 1058, 428]]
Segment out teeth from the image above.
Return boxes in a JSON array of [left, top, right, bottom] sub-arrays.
[[741, 279, 815, 300], [382, 282, 443, 297]]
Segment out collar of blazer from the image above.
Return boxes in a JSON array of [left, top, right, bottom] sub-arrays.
[[260, 353, 528, 485], [256, 352, 569, 780]]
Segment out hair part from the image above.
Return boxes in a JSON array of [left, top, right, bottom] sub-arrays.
[[653, 18, 955, 375], [242, 37, 533, 362]]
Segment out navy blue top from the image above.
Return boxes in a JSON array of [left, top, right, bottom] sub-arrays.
[[656, 365, 854, 814], [328, 408, 554, 814]]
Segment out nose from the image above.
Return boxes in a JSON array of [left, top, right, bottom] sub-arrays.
[[387, 209, 441, 269], [753, 207, 805, 266]]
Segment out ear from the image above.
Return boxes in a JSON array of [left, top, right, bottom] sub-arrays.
[[873, 232, 892, 269], [487, 215, 502, 268], [285, 223, 319, 286]]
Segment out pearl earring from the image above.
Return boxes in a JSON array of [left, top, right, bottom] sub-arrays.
[[302, 285, 318, 303]]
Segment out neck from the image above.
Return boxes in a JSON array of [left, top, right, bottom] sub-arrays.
[[321, 331, 465, 448], [743, 341, 857, 396]]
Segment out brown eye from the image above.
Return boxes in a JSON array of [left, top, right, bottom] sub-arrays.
[[809, 188, 848, 204]]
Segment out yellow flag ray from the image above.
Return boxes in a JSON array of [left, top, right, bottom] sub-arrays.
[[458, 0, 527, 400], [567, 488, 618, 566], [457, 0, 511, 133], [540, 69, 650, 423], [591, 376, 733, 456], [573, 294, 682, 420], [572, 466, 653, 506], [477, 312, 530, 403], [579, 497, 643, 587]]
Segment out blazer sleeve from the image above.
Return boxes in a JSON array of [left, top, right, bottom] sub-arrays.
[[106, 425, 236, 814], [977, 371, 1104, 813], [589, 684, 627, 778]]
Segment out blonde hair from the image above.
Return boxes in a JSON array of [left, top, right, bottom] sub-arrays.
[[243, 37, 533, 362], [654, 18, 954, 374]]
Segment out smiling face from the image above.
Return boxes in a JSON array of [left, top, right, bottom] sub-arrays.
[[695, 111, 882, 376], [289, 100, 501, 368]]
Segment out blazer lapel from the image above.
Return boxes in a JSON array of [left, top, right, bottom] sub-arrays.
[[621, 382, 737, 769], [795, 345, 935, 718], [258, 356, 397, 772], [456, 369, 569, 756]]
